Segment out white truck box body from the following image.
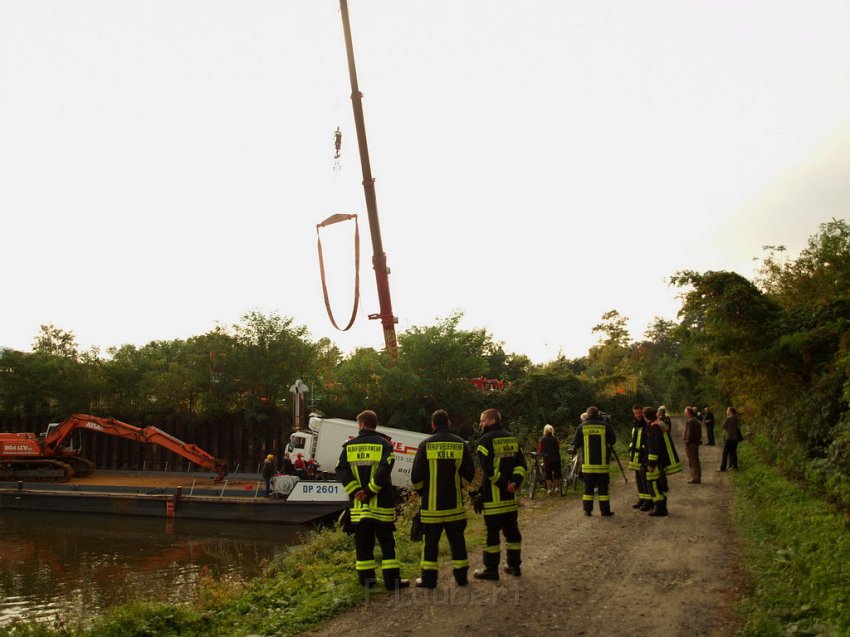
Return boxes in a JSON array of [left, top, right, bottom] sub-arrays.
[[287, 417, 427, 490]]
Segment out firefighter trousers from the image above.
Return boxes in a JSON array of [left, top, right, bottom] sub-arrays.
[[634, 466, 650, 504], [354, 518, 403, 588], [482, 511, 521, 570], [420, 519, 468, 587], [646, 466, 667, 504], [582, 472, 611, 513]]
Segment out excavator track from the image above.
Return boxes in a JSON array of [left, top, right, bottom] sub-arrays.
[[64, 456, 96, 478], [0, 460, 75, 482]]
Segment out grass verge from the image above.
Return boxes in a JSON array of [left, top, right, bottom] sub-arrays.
[[731, 444, 850, 636]]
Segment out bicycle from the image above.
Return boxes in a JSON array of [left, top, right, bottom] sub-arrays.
[[525, 451, 547, 499], [560, 450, 582, 496]]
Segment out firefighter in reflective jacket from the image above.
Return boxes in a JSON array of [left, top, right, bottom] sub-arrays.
[[410, 409, 476, 589], [473, 408, 527, 580], [628, 404, 653, 511], [336, 410, 410, 590], [572, 406, 617, 516], [642, 405, 683, 517]]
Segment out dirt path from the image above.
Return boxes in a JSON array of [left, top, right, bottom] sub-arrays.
[[303, 444, 744, 637]]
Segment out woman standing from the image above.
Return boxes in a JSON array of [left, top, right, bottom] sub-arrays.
[[538, 424, 562, 496]]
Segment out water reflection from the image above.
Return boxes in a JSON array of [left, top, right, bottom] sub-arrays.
[[0, 509, 305, 626]]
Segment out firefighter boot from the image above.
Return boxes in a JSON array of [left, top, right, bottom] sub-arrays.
[[504, 547, 521, 576], [415, 570, 438, 589], [473, 568, 499, 581], [383, 569, 410, 590], [475, 546, 500, 580], [639, 500, 655, 512], [358, 570, 377, 588], [453, 567, 469, 587], [648, 501, 668, 517], [386, 577, 410, 590]]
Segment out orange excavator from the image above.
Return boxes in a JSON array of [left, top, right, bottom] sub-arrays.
[[0, 414, 228, 483]]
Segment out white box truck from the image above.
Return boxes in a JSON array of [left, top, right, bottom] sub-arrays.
[[286, 415, 428, 490]]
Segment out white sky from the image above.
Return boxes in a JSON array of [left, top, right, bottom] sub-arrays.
[[2, 1, 849, 363]]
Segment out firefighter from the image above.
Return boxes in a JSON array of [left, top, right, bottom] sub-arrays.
[[627, 404, 652, 511], [335, 410, 410, 590], [473, 408, 526, 580], [410, 409, 476, 589], [643, 405, 683, 517], [572, 406, 617, 516]]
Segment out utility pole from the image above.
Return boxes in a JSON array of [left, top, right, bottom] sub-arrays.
[[339, 0, 398, 357]]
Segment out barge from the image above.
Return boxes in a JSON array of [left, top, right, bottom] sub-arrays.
[[0, 475, 347, 525]]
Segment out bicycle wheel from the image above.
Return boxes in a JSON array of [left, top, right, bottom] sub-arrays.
[[559, 467, 569, 496], [528, 462, 539, 499], [569, 456, 582, 491]]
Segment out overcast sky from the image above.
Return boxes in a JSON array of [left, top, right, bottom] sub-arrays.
[[2, 1, 849, 363]]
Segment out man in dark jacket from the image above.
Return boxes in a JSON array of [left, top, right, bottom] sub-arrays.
[[336, 410, 410, 590], [703, 406, 716, 446], [410, 409, 476, 589], [473, 408, 526, 580], [683, 406, 702, 483], [718, 407, 742, 471], [572, 406, 617, 517], [281, 452, 295, 475], [261, 454, 276, 497]]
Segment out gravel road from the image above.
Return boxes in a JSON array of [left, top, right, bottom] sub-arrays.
[[303, 443, 743, 637]]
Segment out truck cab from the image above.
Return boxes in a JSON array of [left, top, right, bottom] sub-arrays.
[[287, 429, 317, 461]]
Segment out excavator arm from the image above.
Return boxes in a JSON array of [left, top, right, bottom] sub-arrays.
[[44, 414, 229, 482]]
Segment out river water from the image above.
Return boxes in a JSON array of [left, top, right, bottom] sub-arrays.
[[0, 509, 305, 627]]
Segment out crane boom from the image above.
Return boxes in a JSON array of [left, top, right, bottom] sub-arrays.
[[338, 0, 398, 356]]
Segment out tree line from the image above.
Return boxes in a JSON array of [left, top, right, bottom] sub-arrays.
[[2, 220, 848, 511]]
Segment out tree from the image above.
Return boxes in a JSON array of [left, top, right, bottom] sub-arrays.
[[583, 310, 638, 399], [635, 317, 692, 409], [231, 311, 316, 422], [670, 221, 850, 510]]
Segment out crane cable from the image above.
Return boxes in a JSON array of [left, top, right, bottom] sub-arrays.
[[316, 213, 360, 331]]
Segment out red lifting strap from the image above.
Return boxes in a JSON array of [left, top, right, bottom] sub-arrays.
[[316, 213, 360, 331]]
